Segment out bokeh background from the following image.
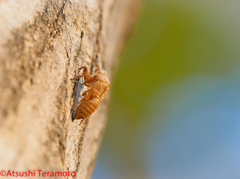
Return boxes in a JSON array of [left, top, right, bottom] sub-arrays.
[[93, 0, 240, 178]]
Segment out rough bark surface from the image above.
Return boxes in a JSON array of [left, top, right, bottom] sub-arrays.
[[0, 0, 141, 178]]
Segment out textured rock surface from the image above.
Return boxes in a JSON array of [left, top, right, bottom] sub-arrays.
[[0, 0, 140, 178]]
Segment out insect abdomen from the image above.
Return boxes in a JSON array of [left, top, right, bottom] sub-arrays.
[[74, 98, 101, 120]]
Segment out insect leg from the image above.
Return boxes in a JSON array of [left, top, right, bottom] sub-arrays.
[[72, 98, 84, 112], [99, 83, 110, 99], [72, 85, 94, 110], [78, 66, 89, 75], [72, 90, 92, 113], [83, 75, 98, 87], [79, 118, 86, 125], [91, 91, 102, 101], [73, 74, 91, 82]]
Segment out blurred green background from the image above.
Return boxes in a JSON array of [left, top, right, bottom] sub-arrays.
[[93, 0, 240, 178]]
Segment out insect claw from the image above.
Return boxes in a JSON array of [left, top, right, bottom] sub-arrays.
[[71, 78, 77, 83], [79, 118, 85, 125]]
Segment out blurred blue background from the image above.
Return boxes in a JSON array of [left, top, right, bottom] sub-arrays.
[[93, 0, 240, 178]]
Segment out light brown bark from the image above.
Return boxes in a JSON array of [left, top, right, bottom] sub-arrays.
[[0, 0, 141, 178]]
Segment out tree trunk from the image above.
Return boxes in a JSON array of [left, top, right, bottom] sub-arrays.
[[0, 0, 141, 178]]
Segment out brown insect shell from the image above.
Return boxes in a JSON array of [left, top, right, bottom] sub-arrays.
[[72, 66, 110, 123]]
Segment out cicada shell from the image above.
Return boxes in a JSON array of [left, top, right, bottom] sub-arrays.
[[72, 64, 110, 124]]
